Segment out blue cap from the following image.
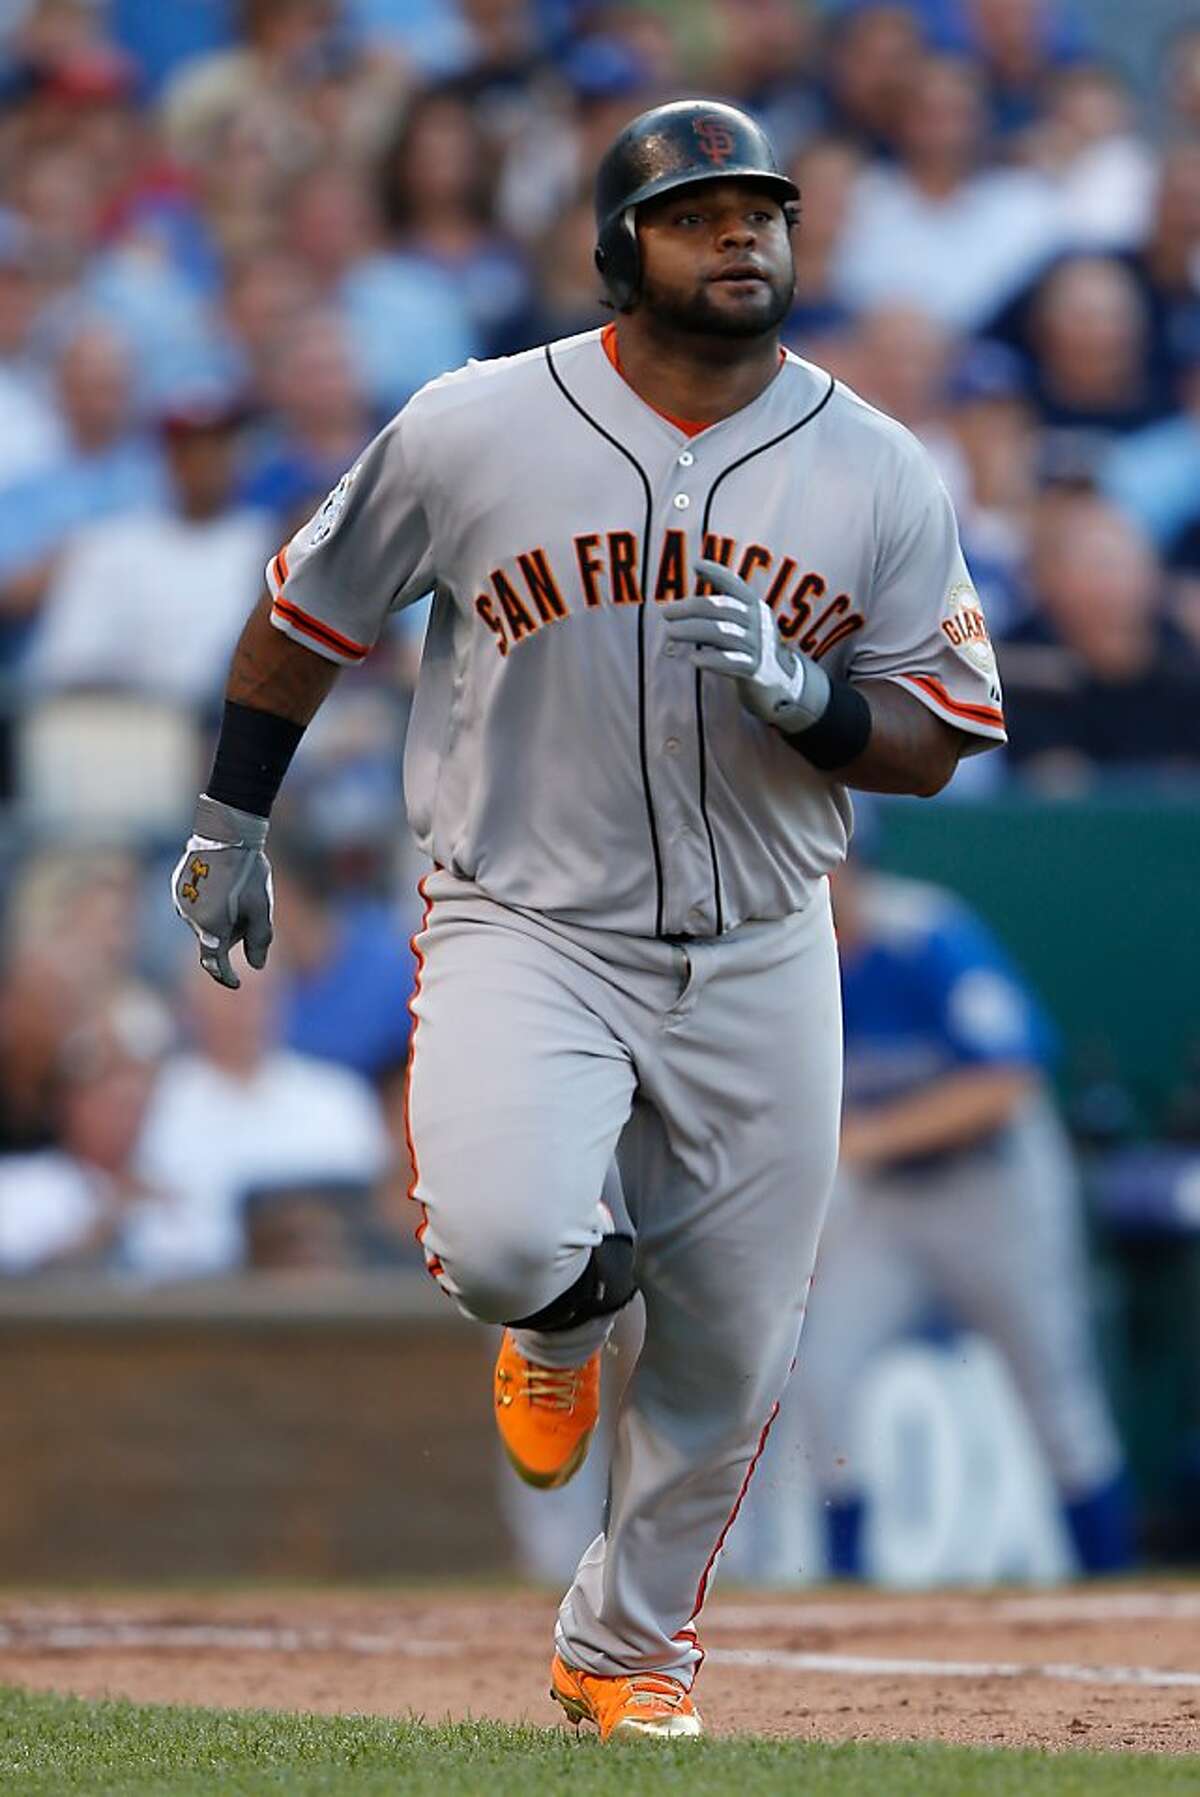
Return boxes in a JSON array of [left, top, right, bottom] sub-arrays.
[[561, 36, 653, 101]]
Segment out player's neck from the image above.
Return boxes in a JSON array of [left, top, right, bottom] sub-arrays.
[[612, 316, 783, 426]]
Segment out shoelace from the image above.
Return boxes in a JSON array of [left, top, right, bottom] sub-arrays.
[[623, 1676, 689, 1711], [522, 1364, 586, 1413]]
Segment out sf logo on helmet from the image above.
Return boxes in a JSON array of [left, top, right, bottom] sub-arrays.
[[693, 116, 736, 166]]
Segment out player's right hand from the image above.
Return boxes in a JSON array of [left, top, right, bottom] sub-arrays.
[[171, 795, 274, 990], [664, 558, 833, 735]]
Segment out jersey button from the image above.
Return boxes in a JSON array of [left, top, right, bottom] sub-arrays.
[[664, 642, 677, 656], [678, 451, 695, 467], [664, 737, 680, 754], [673, 493, 690, 510]]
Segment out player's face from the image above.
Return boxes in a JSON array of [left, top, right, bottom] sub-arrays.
[[635, 180, 794, 339]]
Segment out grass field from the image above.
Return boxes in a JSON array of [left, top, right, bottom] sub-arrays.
[[5, 1689, 1200, 1797]]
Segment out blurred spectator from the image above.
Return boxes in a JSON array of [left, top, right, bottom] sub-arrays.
[[1001, 498, 1200, 783], [1015, 61, 1156, 249], [35, 44, 146, 228], [508, 194, 607, 348], [182, 101, 304, 263], [496, 35, 656, 245], [8, 140, 103, 283], [792, 854, 1133, 1575], [284, 158, 476, 414], [285, 156, 378, 296], [987, 139, 1200, 413], [0, 323, 165, 658], [0, 985, 176, 1276], [782, 133, 861, 355], [833, 51, 1065, 331], [82, 236, 230, 419], [942, 0, 1089, 139], [818, 3, 925, 156], [160, 0, 339, 170], [842, 305, 956, 455], [219, 247, 318, 402], [27, 389, 271, 706], [134, 961, 394, 1278], [375, 84, 533, 356], [241, 310, 373, 523], [1026, 255, 1157, 438]]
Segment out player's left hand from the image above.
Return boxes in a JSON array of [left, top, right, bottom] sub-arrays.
[[662, 558, 832, 734]]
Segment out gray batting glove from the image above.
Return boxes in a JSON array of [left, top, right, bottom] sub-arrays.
[[171, 794, 274, 990], [663, 557, 832, 734]]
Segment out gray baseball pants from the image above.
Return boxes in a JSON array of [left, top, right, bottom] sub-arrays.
[[408, 866, 842, 1681]]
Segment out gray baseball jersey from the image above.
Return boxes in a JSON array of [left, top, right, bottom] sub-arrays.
[[266, 327, 1004, 938], [263, 328, 1006, 1682]]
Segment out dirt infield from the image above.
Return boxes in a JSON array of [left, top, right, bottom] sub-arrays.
[[3, 1587, 1200, 1754]]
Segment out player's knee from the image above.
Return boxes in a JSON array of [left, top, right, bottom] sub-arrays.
[[431, 1211, 581, 1325], [437, 1221, 635, 1329]]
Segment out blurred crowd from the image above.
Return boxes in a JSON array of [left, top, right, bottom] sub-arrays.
[[0, 0, 1198, 1282]]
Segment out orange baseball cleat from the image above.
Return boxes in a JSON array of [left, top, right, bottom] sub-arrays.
[[549, 1653, 704, 1740], [493, 1330, 601, 1489]]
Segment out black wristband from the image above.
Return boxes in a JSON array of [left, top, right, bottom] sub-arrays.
[[207, 700, 305, 818], [783, 678, 872, 772]]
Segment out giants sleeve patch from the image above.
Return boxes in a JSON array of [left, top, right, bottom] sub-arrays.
[[301, 462, 361, 550], [940, 582, 997, 681]]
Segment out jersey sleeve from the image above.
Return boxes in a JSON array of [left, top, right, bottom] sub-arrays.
[[266, 409, 435, 667], [849, 439, 1006, 752]]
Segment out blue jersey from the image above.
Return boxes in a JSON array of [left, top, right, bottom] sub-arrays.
[[839, 875, 1054, 1121]]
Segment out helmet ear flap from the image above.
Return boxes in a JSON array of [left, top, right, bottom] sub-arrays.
[[595, 213, 640, 313]]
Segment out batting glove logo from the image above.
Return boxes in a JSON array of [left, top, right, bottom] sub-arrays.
[[178, 855, 209, 905]]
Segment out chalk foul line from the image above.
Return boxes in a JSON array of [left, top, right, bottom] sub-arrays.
[[709, 1647, 1200, 1690]]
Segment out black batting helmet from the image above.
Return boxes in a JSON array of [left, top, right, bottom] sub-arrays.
[[594, 99, 799, 312]]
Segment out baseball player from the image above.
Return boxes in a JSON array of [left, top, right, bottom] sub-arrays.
[[172, 100, 1006, 1740], [792, 853, 1133, 1577]]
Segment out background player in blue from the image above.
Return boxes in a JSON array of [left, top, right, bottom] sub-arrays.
[[792, 846, 1133, 1577]]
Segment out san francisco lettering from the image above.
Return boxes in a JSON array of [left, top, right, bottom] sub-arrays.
[[474, 531, 864, 660]]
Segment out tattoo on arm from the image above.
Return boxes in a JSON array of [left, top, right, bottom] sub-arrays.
[[226, 596, 340, 724], [839, 679, 965, 797]]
